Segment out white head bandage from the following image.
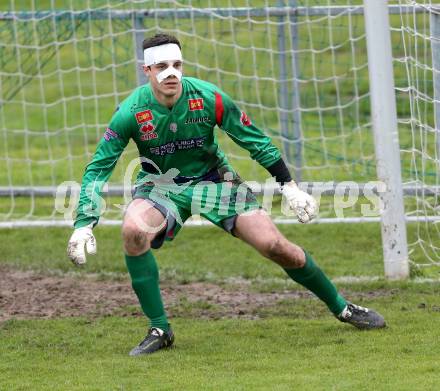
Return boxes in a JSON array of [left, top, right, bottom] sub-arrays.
[[144, 43, 182, 66], [144, 43, 183, 84]]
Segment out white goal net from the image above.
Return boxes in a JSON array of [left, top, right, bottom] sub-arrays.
[[0, 1, 439, 266], [393, 0, 440, 266]]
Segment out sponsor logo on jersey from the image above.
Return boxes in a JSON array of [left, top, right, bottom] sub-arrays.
[[140, 122, 155, 133], [169, 122, 178, 132], [185, 89, 202, 96], [139, 122, 158, 141], [184, 116, 210, 124], [103, 127, 119, 141], [240, 111, 252, 126], [140, 132, 158, 141], [150, 137, 206, 156], [188, 98, 204, 111], [130, 103, 151, 112], [135, 109, 153, 124]]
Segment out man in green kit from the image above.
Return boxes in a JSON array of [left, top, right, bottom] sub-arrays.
[[67, 34, 385, 356]]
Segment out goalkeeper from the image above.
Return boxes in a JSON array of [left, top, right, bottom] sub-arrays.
[[67, 34, 385, 356]]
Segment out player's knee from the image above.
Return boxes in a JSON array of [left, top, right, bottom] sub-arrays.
[[262, 237, 305, 268], [122, 221, 151, 256], [262, 237, 285, 260]]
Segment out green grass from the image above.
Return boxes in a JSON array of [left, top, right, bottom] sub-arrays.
[[0, 221, 438, 281], [1, 223, 440, 390], [1, 286, 440, 391], [0, 224, 386, 281]]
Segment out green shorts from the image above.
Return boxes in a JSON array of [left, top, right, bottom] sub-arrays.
[[132, 173, 260, 249]]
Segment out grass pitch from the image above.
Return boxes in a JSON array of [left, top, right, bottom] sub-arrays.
[[2, 308, 440, 391], [1, 224, 440, 390]]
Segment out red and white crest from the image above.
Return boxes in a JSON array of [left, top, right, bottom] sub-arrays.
[[135, 109, 153, 124], [188, 98, 204, 111]]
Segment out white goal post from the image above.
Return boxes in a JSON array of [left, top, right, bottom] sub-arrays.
[[363, 0, 409, 278]]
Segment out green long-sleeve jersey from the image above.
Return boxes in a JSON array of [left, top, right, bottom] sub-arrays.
[[74, 76, 281, 228]]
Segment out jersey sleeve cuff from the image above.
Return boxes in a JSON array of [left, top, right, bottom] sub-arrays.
[[266, 158, 292, 185], [74, 216, 98, 229]]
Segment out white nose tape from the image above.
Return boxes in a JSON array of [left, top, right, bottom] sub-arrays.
[[156, 66, 182, 84]]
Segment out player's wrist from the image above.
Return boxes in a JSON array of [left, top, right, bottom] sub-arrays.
[[74, 218, 96, 230], [281, 180, 300, 194], [74, 224, 94, 232], [266, 158, 292, 185], [282, 180, 297, 188]]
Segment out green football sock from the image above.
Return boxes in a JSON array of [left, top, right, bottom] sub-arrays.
[[125, 250, 169, 331], [283, 250, 347, 315]]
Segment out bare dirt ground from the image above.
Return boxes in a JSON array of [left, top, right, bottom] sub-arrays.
[[0, 265, 310, 322], [0, 266, 393, 322]]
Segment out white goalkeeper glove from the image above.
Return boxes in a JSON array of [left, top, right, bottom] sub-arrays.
[[67, 224, 97, 266], [280, 181, 318, 223]]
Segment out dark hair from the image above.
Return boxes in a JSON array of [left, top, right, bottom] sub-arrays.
[[142, 33, 181, 50]]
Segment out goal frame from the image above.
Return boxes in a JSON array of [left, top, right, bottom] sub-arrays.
[[1, 3, 440, 279]]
